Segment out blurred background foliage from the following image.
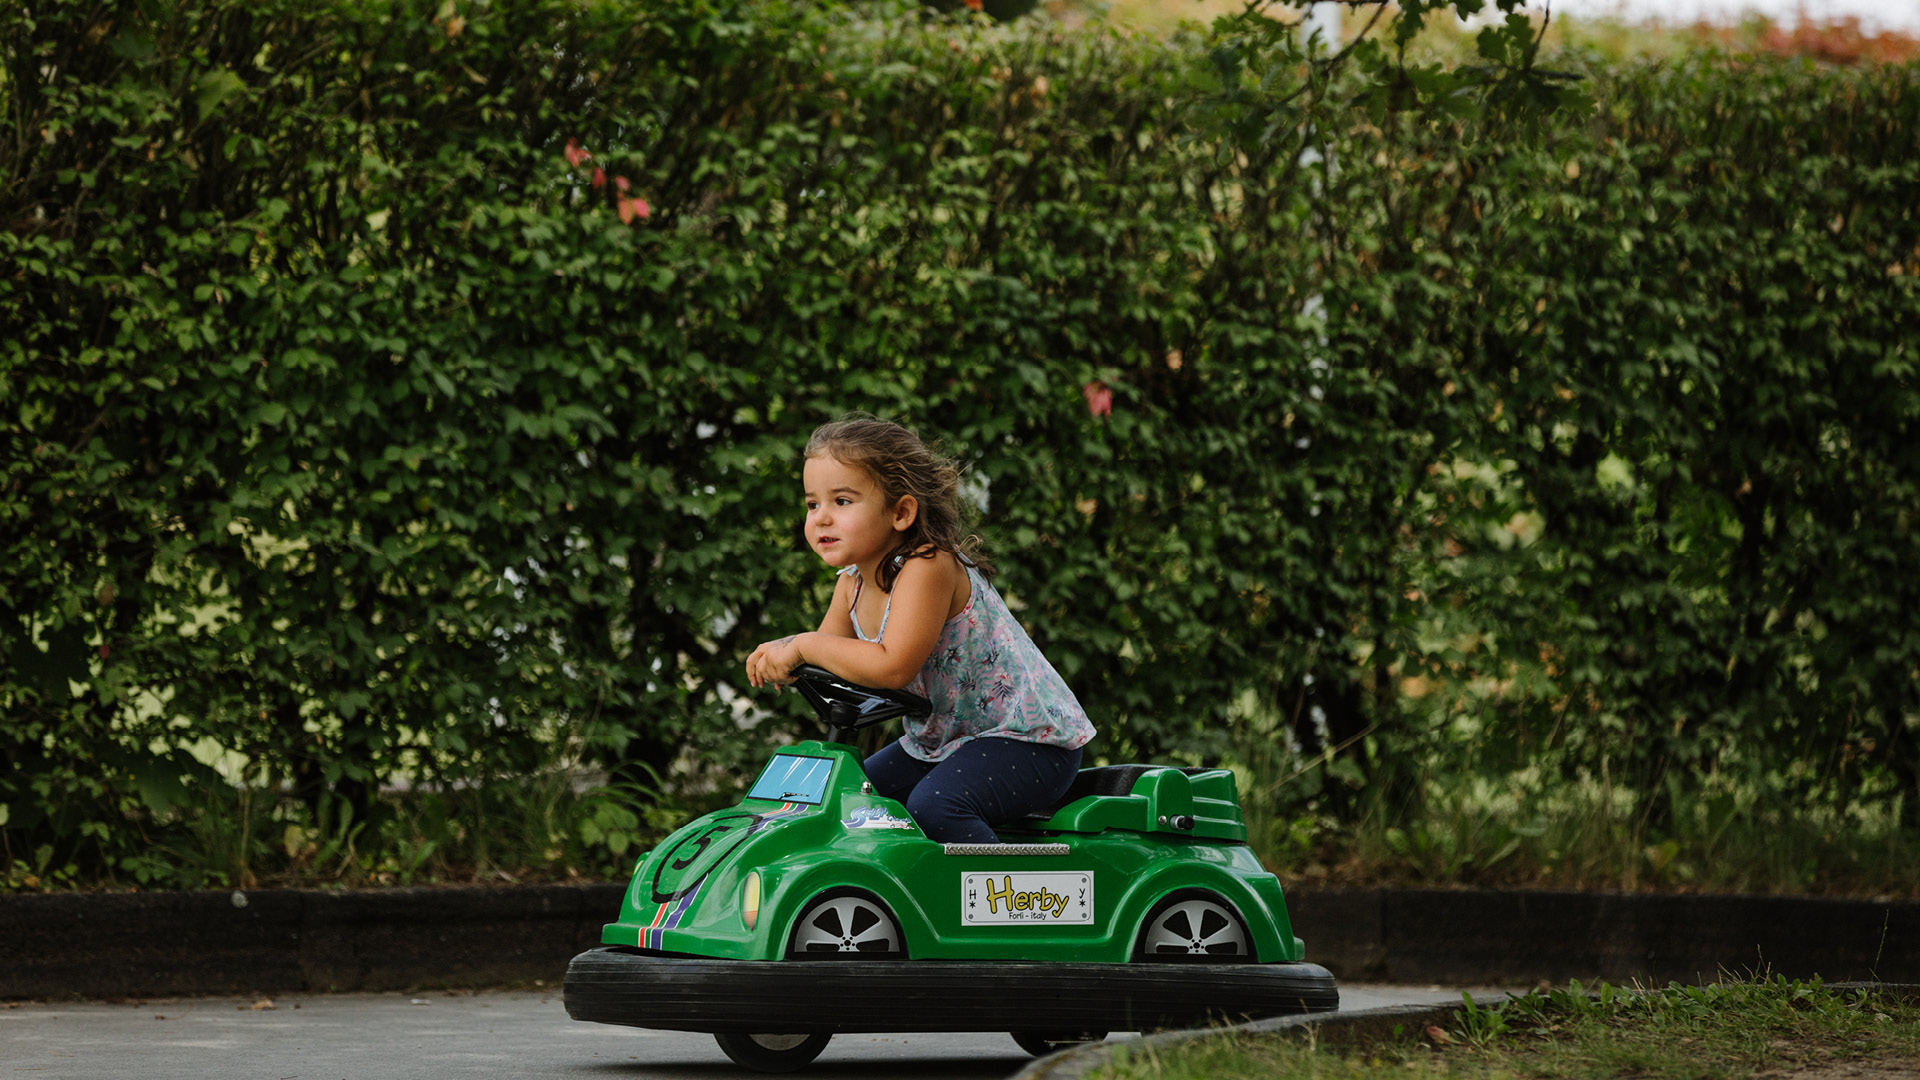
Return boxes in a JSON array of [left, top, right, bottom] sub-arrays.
[[3, 0, 1916, 895]]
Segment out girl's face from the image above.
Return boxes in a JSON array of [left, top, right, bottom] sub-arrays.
[[802, 454, 913, 572]]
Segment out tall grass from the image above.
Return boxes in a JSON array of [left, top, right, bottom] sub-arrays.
[[1233, 715, 1920, 899], [11, 755, 681, 894], [23, 707, 1918, 896]]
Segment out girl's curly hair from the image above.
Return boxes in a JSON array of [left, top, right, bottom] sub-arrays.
[[805, 415, 994, 593]]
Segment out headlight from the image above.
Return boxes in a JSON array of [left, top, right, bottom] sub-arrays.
[[742, 871, 762, 930]]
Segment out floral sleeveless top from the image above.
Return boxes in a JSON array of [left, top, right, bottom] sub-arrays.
[[845, 561, 1096, 763]]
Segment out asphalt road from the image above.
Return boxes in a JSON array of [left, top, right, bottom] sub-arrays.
[[2, 984, 1483, 1079]]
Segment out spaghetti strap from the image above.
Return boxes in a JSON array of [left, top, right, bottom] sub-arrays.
[[843, 566, 892, 643], [843, 565, 862, 612]]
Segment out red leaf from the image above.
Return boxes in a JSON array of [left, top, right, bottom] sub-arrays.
[[614, 174, 630, 194], [1082, 380, 1113, 418], [591, 167, 605, 189], [563, 138, 590, 168], [618, 196, 650, 224]]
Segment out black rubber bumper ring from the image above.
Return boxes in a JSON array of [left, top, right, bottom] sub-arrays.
[[563, 946, 1339, 1034]]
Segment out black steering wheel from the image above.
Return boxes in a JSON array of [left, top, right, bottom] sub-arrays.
[[789, 665, 932, 743]]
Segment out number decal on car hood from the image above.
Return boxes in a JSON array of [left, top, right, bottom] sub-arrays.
[[649, 803, 810, 904]]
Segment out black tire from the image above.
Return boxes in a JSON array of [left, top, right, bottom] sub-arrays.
[[1010, 1030, 1108, 1056], [786, 889, 905, 958], [1133, 890, 1253, 962], [713, 1032, 832, 1073]]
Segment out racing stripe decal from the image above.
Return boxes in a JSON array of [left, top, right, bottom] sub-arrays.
[[640, 899, 672, 950], [644, 886, 702, 950]]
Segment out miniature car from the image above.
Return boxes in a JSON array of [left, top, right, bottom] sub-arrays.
[[564, 666, 1337, 1072]]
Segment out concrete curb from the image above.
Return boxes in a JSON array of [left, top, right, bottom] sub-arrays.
[[3, 883, 1916, 999], [0, 882, 624, 998], [1287, 887, 1920, 987]]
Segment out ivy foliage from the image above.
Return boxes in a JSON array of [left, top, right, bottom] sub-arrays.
[[3, 0, 1916, 888]]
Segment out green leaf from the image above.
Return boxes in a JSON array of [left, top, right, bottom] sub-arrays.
[[194, 69, 248, 117]]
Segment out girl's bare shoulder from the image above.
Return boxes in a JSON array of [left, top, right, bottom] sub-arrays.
[[897, 546, 970, 619]]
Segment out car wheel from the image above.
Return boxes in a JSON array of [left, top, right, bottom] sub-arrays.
[[1133, 891, 1252, 961], [1010, 1030, 1109, 1056], [786, 889, 904, 958], [713, 1032, 831, 1073]]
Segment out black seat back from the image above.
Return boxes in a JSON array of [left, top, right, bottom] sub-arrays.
[[1044, 765, 1154, 813]]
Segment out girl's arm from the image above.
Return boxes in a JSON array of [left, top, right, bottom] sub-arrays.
[[746, 573, 856, 689], [745, 555, 959, 690]]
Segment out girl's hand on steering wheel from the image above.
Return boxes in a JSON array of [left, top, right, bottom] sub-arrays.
[[746, 634, 805, 689]]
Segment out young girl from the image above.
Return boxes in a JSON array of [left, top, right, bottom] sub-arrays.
[[745, 416, 1096, 844]]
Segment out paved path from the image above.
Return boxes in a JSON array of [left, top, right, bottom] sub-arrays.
[[2, 984, 1486, 1079]]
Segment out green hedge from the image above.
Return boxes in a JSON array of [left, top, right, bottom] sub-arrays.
[[3, 0, 1916, 888]]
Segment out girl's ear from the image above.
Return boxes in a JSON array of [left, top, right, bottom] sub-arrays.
[[891, 495, 919, 533]]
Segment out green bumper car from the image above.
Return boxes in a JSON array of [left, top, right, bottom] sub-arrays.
[[564, 666, 1337, 1072]]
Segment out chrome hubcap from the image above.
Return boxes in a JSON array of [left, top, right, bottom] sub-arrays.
[[1142, 898, 1248, 956], [792, 895, 901, 954]]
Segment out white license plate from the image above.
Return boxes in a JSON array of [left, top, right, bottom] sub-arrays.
[[962, 871, 1093, 924]]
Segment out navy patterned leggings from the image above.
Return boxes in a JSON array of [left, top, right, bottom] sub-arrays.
[[863, 736, 1083, 844]]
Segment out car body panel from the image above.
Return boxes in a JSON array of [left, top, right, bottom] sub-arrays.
[[600, 741, 1306, 964]]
